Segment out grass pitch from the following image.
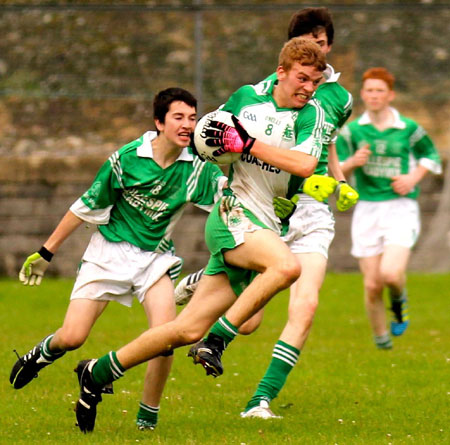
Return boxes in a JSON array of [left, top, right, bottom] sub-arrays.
[[0, 273, 449, 444]]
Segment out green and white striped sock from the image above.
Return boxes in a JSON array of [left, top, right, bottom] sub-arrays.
[[136, 402, 159, 429], [40, 334, 66, 362], [244, 340, 300, 412], [91, 351, 125, 387], [208, 316, 239, 349]]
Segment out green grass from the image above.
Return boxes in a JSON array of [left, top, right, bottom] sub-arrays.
[[0, 273, 449, 444]]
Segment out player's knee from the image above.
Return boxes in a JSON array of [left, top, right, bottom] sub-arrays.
[[57, 330, 86, 350], [289, 294, 318, 322], [381, 269, 403, 288], [184, 330, 204, 345], [175, 324, 205, 345], [275, 260, 301, 288], [364, 279, 383, 298]]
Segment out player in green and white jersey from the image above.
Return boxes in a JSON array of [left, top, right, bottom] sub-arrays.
[[238, 7, 358, 419], [69, 37, 329, 433], [10, 88, 226, 431], [336, 67, 442, 349], [184, 7, 359, 419]]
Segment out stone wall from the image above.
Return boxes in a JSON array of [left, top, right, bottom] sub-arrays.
[[1, 2, 449, 277], [1, 155, 447, 278]]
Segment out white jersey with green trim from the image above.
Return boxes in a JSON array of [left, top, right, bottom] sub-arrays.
[[222, 80, 325, 232], [264, 65, 353, 178], [70, 131, 226, 253]]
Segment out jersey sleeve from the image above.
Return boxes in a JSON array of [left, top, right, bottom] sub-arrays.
[[335, 125, 354, 162], [292, 100, 324, 159], [190, 159, 227, 212], [70, 151, 123, 224], [329, 91, 353, 143], [338, 92, 353, 129], [221, 85, 255, 116], [409, 123, 442, 174]]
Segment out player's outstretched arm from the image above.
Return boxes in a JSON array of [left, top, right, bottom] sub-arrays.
[[19, 210, 84, 286]]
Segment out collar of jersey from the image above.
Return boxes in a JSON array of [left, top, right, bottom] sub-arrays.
[[358, 107, 406, 129], [323, 64, 341, 83], [137, 131, 194, 161]]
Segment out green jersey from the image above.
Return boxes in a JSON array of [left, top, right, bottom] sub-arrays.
[[313, 65, 353, 175], [222, 79, 325, 231], [70, 131, 225, 253], [336, 108, 442, 201]]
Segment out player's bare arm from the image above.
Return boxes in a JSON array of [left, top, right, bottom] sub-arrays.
[[327, 143, 346, 181], [43, 210, 84, 253], [391, 164, 429, 196], [19, 210, 84, 286], [250, 140, 318, 178], [341, 144, 371, 177]]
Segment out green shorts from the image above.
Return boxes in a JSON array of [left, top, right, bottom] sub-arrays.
[[204, 194, 268, 296]]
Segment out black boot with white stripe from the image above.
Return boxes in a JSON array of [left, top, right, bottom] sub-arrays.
[[10, 337, 52, 389], [74, 359, 113, 433]]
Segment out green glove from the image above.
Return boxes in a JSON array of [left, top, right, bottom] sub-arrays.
[[303, 175, 338, 202], [19, 247, 53, 286], [335, 181, 359, 211], [273, 195, 299, 220]]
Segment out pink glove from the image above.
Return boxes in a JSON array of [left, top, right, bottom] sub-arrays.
[[203, 115, 255, 156]]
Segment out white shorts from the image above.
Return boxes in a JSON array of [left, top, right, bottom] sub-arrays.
[[351, 198, 421, 258], [71, 231, 183, 307], [281, 197, 335, 259]]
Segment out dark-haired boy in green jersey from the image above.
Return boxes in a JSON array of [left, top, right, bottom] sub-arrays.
[[10, 87, 226, 431]]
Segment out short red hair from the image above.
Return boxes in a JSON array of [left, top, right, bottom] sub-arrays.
[[362, 67, 395, 90]]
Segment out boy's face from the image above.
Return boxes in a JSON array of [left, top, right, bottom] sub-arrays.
[[276, 62, 323, 109], [300, 31, 332, 55], [156, 101, 197, 147], [360, 78, 395, 112]]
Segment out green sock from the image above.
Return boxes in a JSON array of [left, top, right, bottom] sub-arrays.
[[40, 334, 66, 362], [208, 316, 238, 348], [92, 351, 125, 387], [136, 402, 159, 427], [244, 340, 300, 411], [375, 333, 393, 349]]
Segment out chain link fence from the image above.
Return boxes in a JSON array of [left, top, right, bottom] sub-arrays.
[[0, 1, 448, 154]]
